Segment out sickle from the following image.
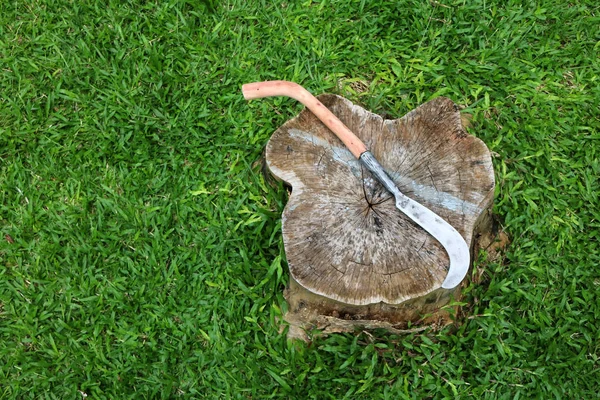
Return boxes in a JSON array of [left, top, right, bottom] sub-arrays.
[[242, 80, 470, 289]]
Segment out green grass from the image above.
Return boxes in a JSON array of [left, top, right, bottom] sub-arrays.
[[1, 0, 599, 398]]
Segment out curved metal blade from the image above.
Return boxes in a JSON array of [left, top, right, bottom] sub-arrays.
[[359, 151, 470, 289]]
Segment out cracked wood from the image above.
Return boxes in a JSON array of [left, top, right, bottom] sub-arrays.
[[266, 94, 495, 306]]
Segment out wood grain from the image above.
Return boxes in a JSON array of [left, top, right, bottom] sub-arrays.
[[265, 94, 495, 332]]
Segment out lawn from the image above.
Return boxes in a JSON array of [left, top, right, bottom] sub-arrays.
[[1, 0, 599, 398]]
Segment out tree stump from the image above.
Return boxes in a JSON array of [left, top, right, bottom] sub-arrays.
[[265, 94, 495, 340]]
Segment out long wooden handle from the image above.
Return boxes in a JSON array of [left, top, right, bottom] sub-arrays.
[[242, 80, 368, 158]]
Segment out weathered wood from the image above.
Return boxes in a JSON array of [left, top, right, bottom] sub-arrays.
[[265, 94, 495, 340]]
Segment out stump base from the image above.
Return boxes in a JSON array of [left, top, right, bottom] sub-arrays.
[[284, 277, 456, 341]]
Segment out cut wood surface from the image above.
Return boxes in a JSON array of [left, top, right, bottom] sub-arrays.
[[265, 94, 495, 336]]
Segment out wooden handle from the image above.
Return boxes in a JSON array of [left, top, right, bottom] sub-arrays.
[[242, 80, 368, 158]]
